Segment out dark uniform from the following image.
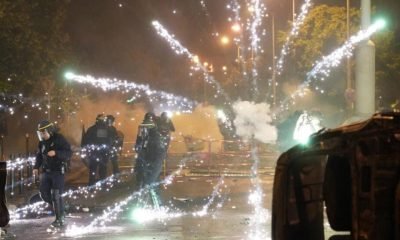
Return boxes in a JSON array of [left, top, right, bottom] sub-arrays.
[[33, 120, 72, 227], [82, 114, 117, 186], [107, 115, 124, 175], [134, 113, 166, 186], [156, 112, 175, 171], [157, 112, 175, 150], [134, 112, 165, 207]]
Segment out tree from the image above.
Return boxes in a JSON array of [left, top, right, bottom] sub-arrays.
[[0, 0, 70, 93], [278, 4, 400, 113], [374, 30, 400, 109], [279, 5, 359, 77]]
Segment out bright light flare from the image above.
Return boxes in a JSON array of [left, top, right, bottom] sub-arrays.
[[231, 23, 241, 32], [64, 71, 75, 80], [217, 109, 227, 122], [293, 111, 322, 145], [220, 36, 230, 45], [374, 18, 386, 30]]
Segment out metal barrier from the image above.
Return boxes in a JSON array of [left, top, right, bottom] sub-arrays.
[[120, 138, 279, 177], [5, 154, 36, 198], [2, 138, 279, 197]]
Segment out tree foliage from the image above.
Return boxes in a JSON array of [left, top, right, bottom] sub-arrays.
[[278, 4, 400, 109], [0, 0, 70, 93], [279, 5, 359, 75], [374, 30, 400, 107]]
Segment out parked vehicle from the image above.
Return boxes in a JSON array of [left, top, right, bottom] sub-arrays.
[[272, 112, 400, 240]]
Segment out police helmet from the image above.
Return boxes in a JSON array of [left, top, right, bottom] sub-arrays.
[[160, 112, 168, 118], [144, 112, 155, 122], [37, 120, 56, 134], [96, 114, 106, 123], [107, 115, 115, 124], [37, 120, 56, 140]]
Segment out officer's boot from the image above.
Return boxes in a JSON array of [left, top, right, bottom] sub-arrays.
[[51, 189, 65, 227], [150, 188, 160, 210]]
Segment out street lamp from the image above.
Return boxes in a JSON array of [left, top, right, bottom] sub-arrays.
[[231, 23, 241, 33], [220, 36, 230, 45], [292, 0, 296, 23], [271, 14, 277, 108], [346, 0, 353, 113], [192, 55, 200, 64], [64, 71, 75, 80]]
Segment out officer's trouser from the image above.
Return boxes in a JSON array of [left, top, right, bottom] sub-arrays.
[[39, 171, 65, 215], [88, 151, 109, 186]]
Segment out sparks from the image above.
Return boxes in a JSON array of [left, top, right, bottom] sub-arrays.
[[152, 20, 231, 103], [274, 0, 313, 77], [277, 21, 386, 113], [65, 73, 197, 112]]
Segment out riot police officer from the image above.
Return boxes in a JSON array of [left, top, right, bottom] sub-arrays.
[[82, 114, 117, 186], [33, 120, 72, 227], [106, 115, 124, 175], [156, 112, 175, 161], [134, 112, 166, 208], [134, 112, 157, 189]]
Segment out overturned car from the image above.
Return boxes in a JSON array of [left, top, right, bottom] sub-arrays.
[[272, 112, 400, 240]]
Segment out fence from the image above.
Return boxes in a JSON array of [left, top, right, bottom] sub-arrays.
[[122, 138, 279, 176]]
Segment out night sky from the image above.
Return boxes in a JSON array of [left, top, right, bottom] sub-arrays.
[[65, 0, 400, 97]]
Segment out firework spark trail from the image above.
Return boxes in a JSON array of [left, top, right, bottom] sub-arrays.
[[66, 73, 197, 112], [277, 21, 385, 113], [64, 156, 192, 237], [11, 145, 130, 220], [9, 201, 51, 221], [249, 0, 263, 55], [6, 156, 35, 171], [152, 21, 231, 104], [0, 91, 65, 118], [131, 175, 227, 225], [192, 176, 225, 217], [247, 144, 271, 239], [274, 0, 313, 77], [230, 0, 241, 22], [248, 0, 265, 97], [199, 0, 218, 33], [11, 170, 129, 220], [5, 156, 36, 194]]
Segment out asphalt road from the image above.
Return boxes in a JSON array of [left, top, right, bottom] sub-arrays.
[[5, 173, 275, 239], [3, 152, 277, 240]]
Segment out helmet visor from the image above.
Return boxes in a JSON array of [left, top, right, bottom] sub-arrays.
[[36, 130, 50, 141]]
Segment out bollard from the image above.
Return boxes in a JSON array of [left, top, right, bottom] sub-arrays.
[[0, 161, 10, 228], [9, 155, 14, 198], [18, 154, 24, 194], [26, 153, 32, 181], [208, 140, 212, 175], [25, 134, 29, 156]]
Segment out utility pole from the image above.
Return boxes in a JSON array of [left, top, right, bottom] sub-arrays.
[[272, 14, 277, 108], [345, 0, 354, 113], [355, 0, 376, 118]]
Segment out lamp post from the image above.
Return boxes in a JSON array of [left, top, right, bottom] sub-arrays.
[[355, 0, 375, 118], [292, 0, 296, 23], [272, 14, 277, 108], [345, 0, 354, 113], [230, 23, 242, 63]]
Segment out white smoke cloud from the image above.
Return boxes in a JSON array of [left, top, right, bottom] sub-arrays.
[[232, 101, 277, 143]]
